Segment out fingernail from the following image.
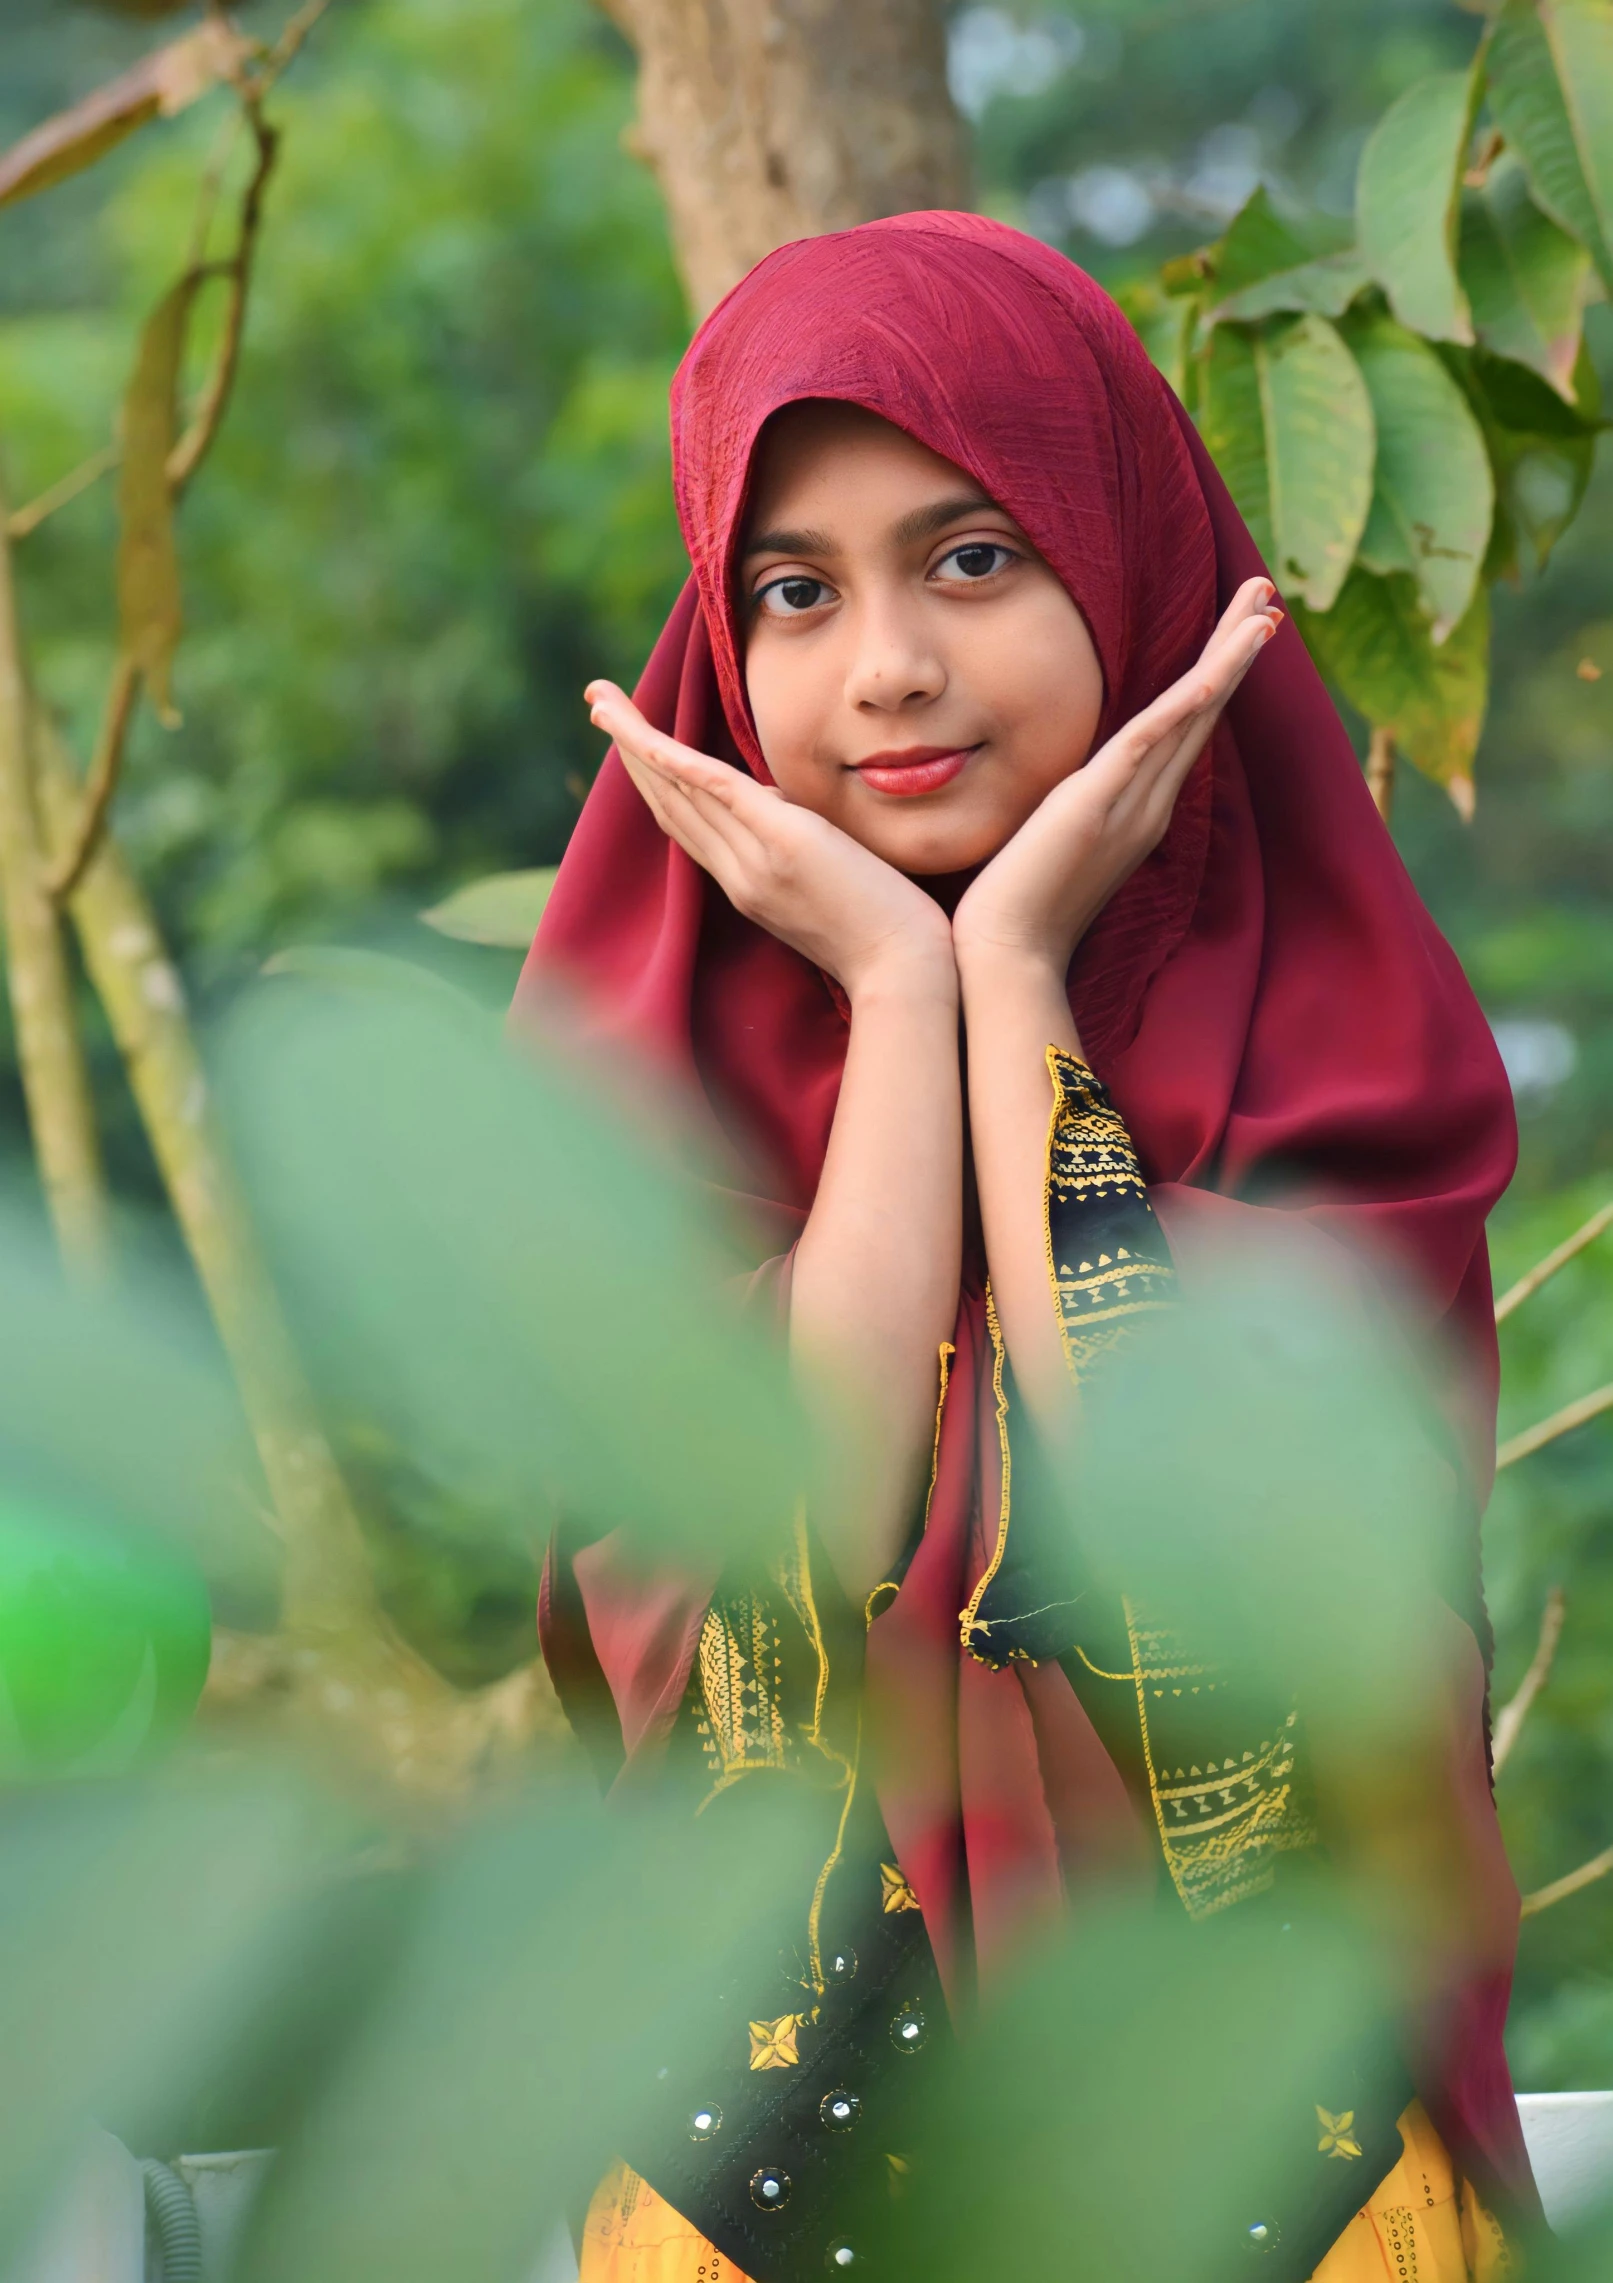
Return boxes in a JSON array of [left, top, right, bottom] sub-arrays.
[[1270, 609, 1285, 627]]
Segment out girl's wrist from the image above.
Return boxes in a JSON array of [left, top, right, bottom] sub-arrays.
[[843, 933, 959, 1013]]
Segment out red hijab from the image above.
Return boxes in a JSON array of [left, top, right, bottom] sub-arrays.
[[518, 214, 1528, 2206]]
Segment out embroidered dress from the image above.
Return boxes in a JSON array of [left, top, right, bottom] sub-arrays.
[[526, 214, 1536, 2281]]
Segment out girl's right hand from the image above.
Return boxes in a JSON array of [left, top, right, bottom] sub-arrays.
[[586, 680, 956, 1000]]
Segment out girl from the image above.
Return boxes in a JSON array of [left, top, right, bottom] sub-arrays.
[[521, 214, 1531, 2283]]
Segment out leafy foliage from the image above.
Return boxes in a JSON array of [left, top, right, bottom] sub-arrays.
[[1117, 2, 1609, 805]]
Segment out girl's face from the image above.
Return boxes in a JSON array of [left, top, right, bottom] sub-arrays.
[[741, 402, 1104, 876]]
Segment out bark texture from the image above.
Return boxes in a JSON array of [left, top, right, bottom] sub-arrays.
[[599, 0, 969, 314]]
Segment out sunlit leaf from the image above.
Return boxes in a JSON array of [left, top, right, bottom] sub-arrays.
[[1347, 314, 1494, 639], [117, 274, 201, 726], [1487, 0, 1613, 297], [1199, 317, 1374, 610], [1198, 327, 1274, 562], [1295, 569, 1489, 804], [1357, 68, 1481, 342], [0, 23, 248, 210], [262, 945, 483, 1013], [1460, 152, 1593, 398], [419, 867, 559, 949]]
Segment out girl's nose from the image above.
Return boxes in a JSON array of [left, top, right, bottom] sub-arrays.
[[842, 595, 946, 712]]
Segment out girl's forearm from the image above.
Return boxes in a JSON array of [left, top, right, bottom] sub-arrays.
[[958, 946, 1082, 1424], [789, 954, 963, 1600]]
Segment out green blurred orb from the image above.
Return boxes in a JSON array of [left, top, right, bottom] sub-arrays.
[[0, 1494, 211, 1779]]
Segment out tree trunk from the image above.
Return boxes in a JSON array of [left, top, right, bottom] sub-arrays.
[[599, 0, 969, 315]]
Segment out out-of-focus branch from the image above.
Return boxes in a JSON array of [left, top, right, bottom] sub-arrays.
[[1521, 1843, 1613, 1918], [44, 654, 138, 901], [5, 446, 119, 540], [1366, 726, 1395, 824], [34, 703, 377, 1633], [1497, 1383, 1613, 1471], [1492, 1586, 1566, 1773], [0, 481, 109, 1274], [168, 108, 278, 496], [1495, 1201, 1613, 1323]]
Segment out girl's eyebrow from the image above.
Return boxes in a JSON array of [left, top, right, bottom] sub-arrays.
[[742, 493, 1003, 561]]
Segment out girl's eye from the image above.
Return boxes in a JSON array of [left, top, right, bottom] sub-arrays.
[[756, 574, 833, 617], [934, 541, 1017, 583]]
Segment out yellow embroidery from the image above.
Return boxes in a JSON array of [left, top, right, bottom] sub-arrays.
[[958, 1284, 1014, 1658], [1043, 1046, 1174, 1381], [1317, 2107, 1364, 2160], [1123, 1599, 1319, 1921], [879, 1861, 921, 1914], [692, 1588, 790, 1802], [749, 2014, 805, 2070]]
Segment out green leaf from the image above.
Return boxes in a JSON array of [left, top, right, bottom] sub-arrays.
[[1295, 569, 1489, 805], [1459, 151, 1592, 398], [1487, 0, 1613, 297], [1213, 186, 1315, 303], [1210, 248, 1372, 327], [1346, 315, 1494, 640], [116, 273, 201, 726], [1198, 327, 1273, 564], [418, 866, 558, 949], [1197, 317, 1375, 609], [1456, 341, 1603, 574], [1357, 68, 1481, 342], [1119, 286, 1195, 402]]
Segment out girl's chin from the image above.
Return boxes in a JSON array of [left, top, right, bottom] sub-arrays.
[[859, 819, 1015, 878]]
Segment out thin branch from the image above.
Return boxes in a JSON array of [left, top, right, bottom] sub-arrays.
[[44, 654, 139, 901], [265, 0, 335, 78], [1521, 1843, 1613, 1918], [5, 445, 119, 541], [167, 108, 278, 497], [1366, 726, 1395, 824], [1497, 1382, 1613, 1471], [1495, 1200, 1613, 1322], [1492, 1586, 1566, 1772]]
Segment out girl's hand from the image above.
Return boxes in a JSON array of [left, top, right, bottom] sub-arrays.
[[586, 681, 956, 1001], [951, 579, 1281, 981]]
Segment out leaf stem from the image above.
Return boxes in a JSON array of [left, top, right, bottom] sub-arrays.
[[45, 653, 139, 901], [5, 445, 119, 541]]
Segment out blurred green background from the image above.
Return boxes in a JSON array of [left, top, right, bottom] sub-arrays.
[[1, 0, 1610, 2095]]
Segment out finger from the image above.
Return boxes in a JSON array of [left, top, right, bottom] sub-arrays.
[[587, 681, 753, 809]]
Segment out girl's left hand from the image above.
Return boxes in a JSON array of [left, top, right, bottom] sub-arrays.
[[951, 578, 1281, 978]]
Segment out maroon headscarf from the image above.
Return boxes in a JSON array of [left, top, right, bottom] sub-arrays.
[[517, 215, 1529, 2210]]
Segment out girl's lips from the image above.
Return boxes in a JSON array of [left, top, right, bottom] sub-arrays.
[[853, 744, 979, 797]]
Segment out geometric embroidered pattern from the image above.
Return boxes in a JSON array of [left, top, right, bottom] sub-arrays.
[[1044, 1047, 1176, 1379]]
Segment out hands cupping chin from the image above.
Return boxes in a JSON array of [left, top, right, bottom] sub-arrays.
[[587, 577, 1277, 1008]]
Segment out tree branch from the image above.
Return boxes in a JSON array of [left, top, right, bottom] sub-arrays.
[[167, 107, 278, 497], [0, 475, 109, 1274], [1497, 1383, 1613, 1470], [1495, 1201, 1613, 1323], [44, 653, 138, 901], [1492, 1586, 1566, 1772], [5, 445, 119, 541], [1521, 1843, 1613, 1918]]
